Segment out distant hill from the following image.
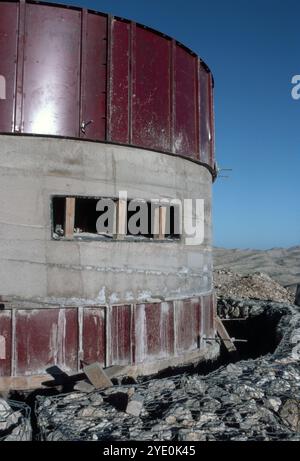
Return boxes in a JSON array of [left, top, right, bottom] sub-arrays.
[[213, 246, 300, 288]]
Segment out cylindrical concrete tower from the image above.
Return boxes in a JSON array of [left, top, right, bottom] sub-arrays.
[[0, 0, 218, 390]]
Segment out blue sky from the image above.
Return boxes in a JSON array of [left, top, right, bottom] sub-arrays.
[[47, 0, 300, 249]]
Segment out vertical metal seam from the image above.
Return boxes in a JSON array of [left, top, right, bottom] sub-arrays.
[[130, 303, 136, 364], [11, 309, 16, 377], [208, 73, 215, 168], [14, 0, 26, 133], [105, 304, 111, 367], [106, 15, 113, 142], [79, 9, 87, 138], [196, 58, 201, 161], [78, 306, 83, 371], [173, 300, 177, 356], [170, 40, 176, 154]]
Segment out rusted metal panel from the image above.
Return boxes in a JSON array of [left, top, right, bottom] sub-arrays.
[[82, 307, 106, 366], [0, 2, 18, 132], [174, 299, 200, 353], [22, 3, 81, 137], [109, 305, 132, 365], [132, 27, 171, 152], [15, 309, 78, 376], [135, 302, 174, 363], [0, 310, 12, 377], [80, 12, 107, 140], [110, 18, 130, 144], [174, 46, 198, 158]]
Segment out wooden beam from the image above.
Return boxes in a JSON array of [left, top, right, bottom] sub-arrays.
[[116, 199, 127, 240], [154, 206, 167, 240], [64, 197, 75, 239], [153, 205, 160, 239], [159, 206, 167, 240], [215, 316, 237, 353]]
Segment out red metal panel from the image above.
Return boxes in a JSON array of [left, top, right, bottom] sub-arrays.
[[0, 2, 18, 132], [110, 305, 132, 365], [202, 294, 215, 338], [110, 19, 130, 144], [64, 308, 78, 372], [0, 310, 12, 377], [22, 4, 81, 137], [15, 309, 78, 376], [208, 73, 215, 168], [132, 27, 171, 152], [175, 299, 200, 353], [81, 12, 107, 141], [0, 1, 215, 173], [174, 46, 198, 158], [199, 64, 211, 165], [135, 302, 174, 363], [82, 307, 105, 366]]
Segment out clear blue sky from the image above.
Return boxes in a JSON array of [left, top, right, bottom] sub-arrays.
[[47, 0, 300, 250]]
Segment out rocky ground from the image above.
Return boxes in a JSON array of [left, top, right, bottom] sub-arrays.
[[2, 271, 300, 442], [214, 270, 294, 303], [34, 296, 300, 441], [0, 399, 31, 441]]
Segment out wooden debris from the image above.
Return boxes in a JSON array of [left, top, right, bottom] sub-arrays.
[[83, 362, 113, 389], [74, 380, 95, 393], [215, 316, 237, 353]]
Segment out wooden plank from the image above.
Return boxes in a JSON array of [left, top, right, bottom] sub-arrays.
[[159, 206, 167, 240], [64, 197, 75, 239], [154, 205, 167, 240], [116, 199, 127, 240], [215, 316, 237, 353], [83, 362, 113, 389], [153, 205, 160, 239]]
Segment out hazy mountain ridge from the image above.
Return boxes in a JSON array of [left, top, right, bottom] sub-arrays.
[[213, 246, 300, 288]]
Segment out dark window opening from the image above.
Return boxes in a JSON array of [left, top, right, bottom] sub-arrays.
[[52, 196, 181, 242]]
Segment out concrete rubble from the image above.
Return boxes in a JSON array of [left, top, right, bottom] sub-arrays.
[[0, 399, 32, 441], [34, 298, 300, 441]]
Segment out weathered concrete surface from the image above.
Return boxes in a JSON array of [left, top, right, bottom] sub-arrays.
[[0, 135, 213, 304]]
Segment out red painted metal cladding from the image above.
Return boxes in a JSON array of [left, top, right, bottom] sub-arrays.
[[132, 27, 171, 152], [80, 12, 107, 141], [109, 305, 132, 366], [82, 307, 106, 366], [110, 19, 130, 144], [199, 64, 212, 165], [0, 295, 215, 383], [0, 310, 12, 377], [22, 4, 81, 137], [0, 2, 18, 132], [0, 1, 215, 172], [202, 294, 215, 339], [174, 299, 201, 353], [135, 302, 174, 363], [15, 309, 78, 376], [174, 46, 198, 159]]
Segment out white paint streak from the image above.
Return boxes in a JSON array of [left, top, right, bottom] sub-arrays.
[[58, 309, 66, 366], [0, 335, 6, 360]]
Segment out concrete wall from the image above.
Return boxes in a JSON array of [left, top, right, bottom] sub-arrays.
[[0, 135, 213, 304]]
